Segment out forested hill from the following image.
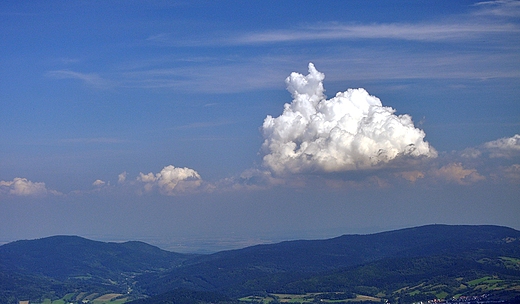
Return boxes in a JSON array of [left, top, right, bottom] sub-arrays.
[[188, 224, 520, 272], [138, 224, 520, 295], [0, 235, 193, 279]]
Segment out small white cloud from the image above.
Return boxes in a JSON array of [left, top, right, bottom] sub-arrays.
[[137, 165, 202, 195], [261, 63, 436, 175], [460, 147, 483, 159], [431, 163, 485, 185], [92, 179, 106, 187], [396, 171, 425, 183], [216, 168, 286, 191], [118, 172, 127, 184], [501, 164, 520, 183], [0, 177, 60, 197], [483, 134, 520, 158]]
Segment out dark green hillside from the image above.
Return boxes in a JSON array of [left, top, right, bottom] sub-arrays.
[[0, 265, 68, 303], [138, 225, 520, 296], [185, 224, 520, 272], [268, 255, 520, 297], [0, 235, 192, 280], [0, 235, 196, 303]]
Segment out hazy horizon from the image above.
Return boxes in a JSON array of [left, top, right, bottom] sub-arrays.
[[1, 223, 517, 254]]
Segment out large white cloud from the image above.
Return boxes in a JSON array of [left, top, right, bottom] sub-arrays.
[[136, 165, 202, 195], [261, 63, 436, 175], [0, 177, 60, 197]]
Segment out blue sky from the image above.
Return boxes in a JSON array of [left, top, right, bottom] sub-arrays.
[[1, 1, 519, 252]]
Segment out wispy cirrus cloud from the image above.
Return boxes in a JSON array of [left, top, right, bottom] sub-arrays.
[[89, 26, 520, 94], [171, 120, 236, 130], [232, 22, 519, 45], [145, 0, 520, 47], [59, 137, 131, 144], [473, 0, 520, 17], [46, 70, 114, 88], [72, 48, 519, 95], [47, 2, 520, 95], [147, 17, 519, 47], [118, 62, 287, 93]]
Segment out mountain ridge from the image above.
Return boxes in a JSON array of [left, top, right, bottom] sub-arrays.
[[0, 235, 192, 278], [137, 224, 520, 296]]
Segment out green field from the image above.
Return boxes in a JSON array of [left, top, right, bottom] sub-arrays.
[[239, 293, 382, 303], [35, 292, 128, 304], [392, 275, 520, 303], [244, 274, 518, 304]]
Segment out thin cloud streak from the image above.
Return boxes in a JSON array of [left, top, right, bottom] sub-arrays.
[[171, 121, 237, 130], [53, 48, 518, 94], [59, 137, 131, 144], [473, 0, 520, 17], [46, 70, 114, 88], [118, 63, 287, 93], [233, 22, 519, 45], [45, 4, 520, 94]]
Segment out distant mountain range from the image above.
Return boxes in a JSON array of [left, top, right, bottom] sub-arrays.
[[1, 225, 519, 304]]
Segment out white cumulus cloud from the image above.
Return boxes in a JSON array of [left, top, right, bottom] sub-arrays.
[[501, 164, 520, 183], [261, 63, 436, 175], [118, 171, 127, 184], [0, 177, 60, 197], [137, 165, 202, 195], [431, 163, 485, 185], [92, 179, 106, 187], [483, 134, 520, 158]]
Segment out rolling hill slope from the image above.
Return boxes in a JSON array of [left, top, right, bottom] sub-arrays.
[[0, 235, 196, 303], [0, 235, 193, 280], [138, 225, 520, 296]]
